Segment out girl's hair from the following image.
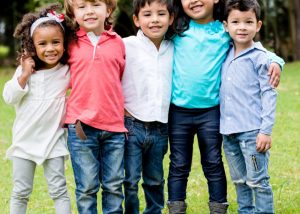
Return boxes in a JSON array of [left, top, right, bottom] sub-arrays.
[[171, 0, 225, 36], [132, 0, 174, 39], [225, 0, 261, 21], [64, 0, 117, 30], [13, 3, 75, 69]]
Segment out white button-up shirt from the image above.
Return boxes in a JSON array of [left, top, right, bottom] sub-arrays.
[[122, 30, 174, 123]]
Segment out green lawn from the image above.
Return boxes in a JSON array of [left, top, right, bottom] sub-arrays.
[[0, 62, 300, 213]]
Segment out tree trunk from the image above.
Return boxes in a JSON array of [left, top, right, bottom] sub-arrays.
[[294, 0, 300, 60]]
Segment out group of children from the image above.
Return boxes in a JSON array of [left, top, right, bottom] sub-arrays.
[[2, 0, 284, 213]]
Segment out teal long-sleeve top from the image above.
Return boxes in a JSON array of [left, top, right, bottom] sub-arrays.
[[171, 20, 230, 109]]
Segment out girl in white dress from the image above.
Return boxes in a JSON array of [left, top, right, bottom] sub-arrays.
[[2, 3, 74, 214]]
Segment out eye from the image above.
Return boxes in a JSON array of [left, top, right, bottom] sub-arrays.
[[142, 12, 151, 17], [158, 12, 167, 16], [247, 20, 254, 24], [37, 42, 46, 46], [53, 40, 62, 45], [77, 4, 85, 9]]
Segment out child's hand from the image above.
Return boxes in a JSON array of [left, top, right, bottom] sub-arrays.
[[268, 63, 281, 88], [18, 51, 35, 89], [21, 52, 35, 77], [256, 133, 272, 153]]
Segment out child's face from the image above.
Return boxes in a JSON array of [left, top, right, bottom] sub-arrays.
[[32, 25, 64, 69], [133, 1, 173, 48], [72, 0, 111, 35], [224, 9, 262, 48], [181, 0, 219, 24]]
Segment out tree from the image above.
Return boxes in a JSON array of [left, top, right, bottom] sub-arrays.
[[114, 0, 136, 37], [0, 0, 61, 63], [293, 0, 300, 60]]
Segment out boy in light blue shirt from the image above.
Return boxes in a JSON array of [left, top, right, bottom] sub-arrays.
[[220, 0, 282, 213]]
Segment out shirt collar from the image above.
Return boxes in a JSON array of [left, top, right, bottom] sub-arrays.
[[230, 41, 267, 59], [76, 27, 117, 38], [136, 29, 171, 52]]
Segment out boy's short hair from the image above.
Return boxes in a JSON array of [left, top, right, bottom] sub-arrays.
[[225, 0, 261, 20], [64, 0, 116, 29], [133, 0, 173, 17]]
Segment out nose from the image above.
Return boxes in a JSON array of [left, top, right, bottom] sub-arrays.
[[238, 23, 246, 30], [151, 14, 159, 23], [46, 44, 55, 51], [86, 5, 94, 14]]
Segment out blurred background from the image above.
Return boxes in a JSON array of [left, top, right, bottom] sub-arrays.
[[0, 0, 299, 65]]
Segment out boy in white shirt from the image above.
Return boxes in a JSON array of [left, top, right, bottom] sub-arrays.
[[121, 0, 174, 213]]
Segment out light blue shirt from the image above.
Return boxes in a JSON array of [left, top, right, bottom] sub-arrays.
[[220, 42, 277, 135], [171, 20, 231, 108]]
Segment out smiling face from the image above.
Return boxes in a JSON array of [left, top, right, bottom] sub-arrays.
[[133, 1, 174, 49], [32, 25, 64, 69], [181, 0, 219, 24], [72, 0, 111, 35], [224, 9, 262, 50]]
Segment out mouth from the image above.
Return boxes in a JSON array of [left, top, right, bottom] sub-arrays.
[[237, 34, 248, 37], [45, 54, 58, 60], [190, 4, 203, 13], [149, 26, 162, 32], [84, 17, 97, 23]]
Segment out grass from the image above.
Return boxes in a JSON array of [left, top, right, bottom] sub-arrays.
[[0, 46, 9, 59], [0, 62, 300, 213]]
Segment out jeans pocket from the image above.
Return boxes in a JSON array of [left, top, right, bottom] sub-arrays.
[[125, 117, 134, 133]]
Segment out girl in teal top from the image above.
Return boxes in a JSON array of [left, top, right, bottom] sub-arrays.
[[167, 0, 283, 213]]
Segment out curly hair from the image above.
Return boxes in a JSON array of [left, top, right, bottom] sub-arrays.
[[64, 0, 117, 31], [171, 0, 225, 36], [13, 3, 76, 69]]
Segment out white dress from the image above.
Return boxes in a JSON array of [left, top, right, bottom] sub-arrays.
[[3, 63, 70, 165]]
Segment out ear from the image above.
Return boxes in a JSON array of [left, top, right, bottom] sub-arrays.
[[133, 15, 140, 28], [223, 21, 228, 32], [169, 13, 174, 26], [106, 8, 112, 18], [256, 20, 262, 32]]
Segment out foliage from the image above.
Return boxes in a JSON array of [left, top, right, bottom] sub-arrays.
[[1, 0, 300, 62], [0, 62, 300, 213], [0, 46, 9, 59]]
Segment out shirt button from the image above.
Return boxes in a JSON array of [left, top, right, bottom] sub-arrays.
[[227, 77, 231, 80], [227, 117, 231, 120], [227, 97, 230, 101]]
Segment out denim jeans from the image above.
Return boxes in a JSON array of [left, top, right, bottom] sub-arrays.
[[124, 116, 168, 214], [67, 124, 125, 214], [168, 104, 227, 203], [223, 130, 274, 214]]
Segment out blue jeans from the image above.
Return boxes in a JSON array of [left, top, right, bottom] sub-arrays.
[[67, 123, 125, 214], [168, 104, 227, 203], [124, 116, 168, 214], [223, 130, 274, 214]]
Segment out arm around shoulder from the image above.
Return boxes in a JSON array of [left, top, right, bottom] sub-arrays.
[[257, 53, 278, 137]]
